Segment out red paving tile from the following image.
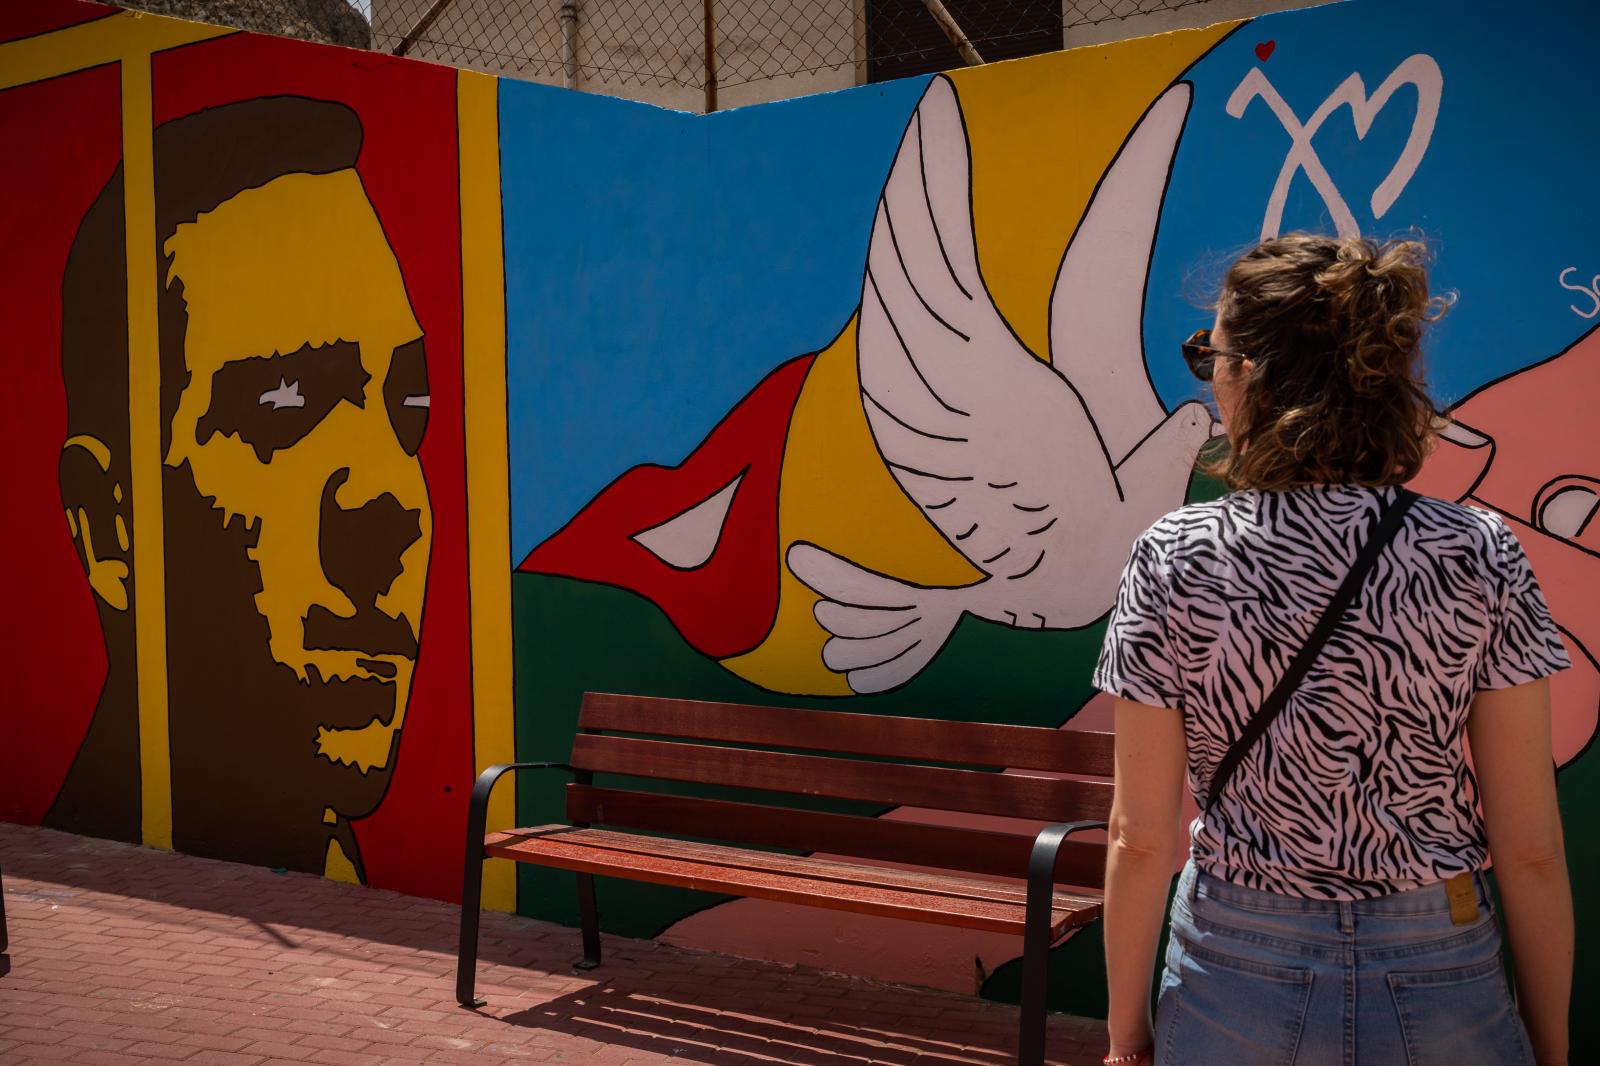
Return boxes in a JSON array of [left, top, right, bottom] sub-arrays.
[[0, 824, 1105, 1064]]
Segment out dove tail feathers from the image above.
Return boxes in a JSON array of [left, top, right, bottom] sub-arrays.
[[786, 542, 963, 695]]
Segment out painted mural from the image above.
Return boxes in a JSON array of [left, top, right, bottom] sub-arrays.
[[2, 0, 1598, 1037], [0, 1, 485, 904], [499, 0, 1600, 1021]]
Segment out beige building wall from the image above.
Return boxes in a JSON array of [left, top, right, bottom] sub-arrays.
[[370, 0, 1337, 114], [370, 0, 861, 113], [1061, 0, 1333, 49]]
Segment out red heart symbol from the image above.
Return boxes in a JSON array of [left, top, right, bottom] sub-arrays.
[[1255, 40, 1276, 61]]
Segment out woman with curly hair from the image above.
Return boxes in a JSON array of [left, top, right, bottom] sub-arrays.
[[1094, 234, 1573, 1066]]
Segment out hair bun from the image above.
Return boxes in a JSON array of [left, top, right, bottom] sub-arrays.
[[1311, 237, 1449, 397], [1207, 232, 1448, 491]]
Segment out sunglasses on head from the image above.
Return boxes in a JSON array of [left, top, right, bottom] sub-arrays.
[[1181, 329, 1249, 383]]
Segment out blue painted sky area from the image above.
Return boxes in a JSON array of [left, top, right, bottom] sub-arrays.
[[501, 78, 930, 560], [1146, 0, 1600, 413], [503, 0, 1599, 561]]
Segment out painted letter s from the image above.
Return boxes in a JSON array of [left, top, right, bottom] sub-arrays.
[[1559, 266, 1600, 319]]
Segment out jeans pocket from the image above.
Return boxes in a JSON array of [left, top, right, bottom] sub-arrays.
[[1387, 954, 1534, 1066], [1155, 935, 1313, 1066]]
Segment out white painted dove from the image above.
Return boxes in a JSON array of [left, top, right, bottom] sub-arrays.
[[788, 77, 1218, 694]]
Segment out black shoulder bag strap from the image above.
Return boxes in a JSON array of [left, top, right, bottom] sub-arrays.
[[1203, 487, 1420, 811]]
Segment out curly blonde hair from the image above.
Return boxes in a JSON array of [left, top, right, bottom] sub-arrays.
[[1201, 233, 1450, 491]]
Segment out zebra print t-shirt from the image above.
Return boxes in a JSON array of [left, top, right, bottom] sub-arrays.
[[1092, 483, 1571, 900]]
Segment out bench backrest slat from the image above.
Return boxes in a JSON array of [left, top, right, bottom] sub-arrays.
[[579, 692, 1114, 776], [569, 734, 1112, 823], [567, 784, 1107, 887]]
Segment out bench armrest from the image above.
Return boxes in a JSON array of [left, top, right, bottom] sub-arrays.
[[1027, 819, 1108, 893], [1024, 820, 1109, 952], [466, 762, 575, 844]]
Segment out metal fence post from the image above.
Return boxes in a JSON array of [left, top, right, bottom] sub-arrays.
[[703, 0, 718, 113]]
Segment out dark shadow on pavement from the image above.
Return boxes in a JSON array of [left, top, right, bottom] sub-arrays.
[[492, 979, 1016, 1066]]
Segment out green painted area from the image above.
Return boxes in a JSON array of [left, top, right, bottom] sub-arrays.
[[509, 570, 1109, 937], [508, 467, 1598, 1032], [984, 747, 1600, 1028], [979, 878, 1179, 1019], [1552, 736, 1599, 1046], [508, 468, 1213, 1010]]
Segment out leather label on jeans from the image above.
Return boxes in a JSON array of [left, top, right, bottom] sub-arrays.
[[1446, 871, 1478, 925]]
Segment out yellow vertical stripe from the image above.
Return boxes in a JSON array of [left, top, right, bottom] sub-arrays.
[[122, 54, 172, 850], [0, 0, 235, 860], [0, 13, 231, 92], [458, 69, 517, 913]]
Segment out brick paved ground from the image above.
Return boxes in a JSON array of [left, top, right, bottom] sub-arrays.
[[0, 823, 1104, 1064]]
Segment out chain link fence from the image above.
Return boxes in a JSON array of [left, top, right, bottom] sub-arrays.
[[115, 0, 1280, 109], [368, 0, 1225, 98]]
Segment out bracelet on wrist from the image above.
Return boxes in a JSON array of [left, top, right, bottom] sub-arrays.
[[1104, 1046, 1152, 1065]]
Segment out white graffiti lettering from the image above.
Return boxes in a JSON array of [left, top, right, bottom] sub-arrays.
[[1559, 267, 1600, 319], [1227, 54, 1443, 240]]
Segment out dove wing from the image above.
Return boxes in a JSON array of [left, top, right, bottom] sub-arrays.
[[857, 76, 1113, 581], [1049, 83, 1193, 464]]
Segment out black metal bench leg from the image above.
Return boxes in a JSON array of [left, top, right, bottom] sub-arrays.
[[1019, 826, 1064, 1066], [1019, 910, 1050, 1065], [456, 830, 487, 1008], [457, 767, 503, 1009], [574, 873, 601, 970], [1018, 820, 1107, 1066], [452, 761, 574, 1010]]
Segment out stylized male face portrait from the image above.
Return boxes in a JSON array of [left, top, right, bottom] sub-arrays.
[[49, 97, 432, 882]]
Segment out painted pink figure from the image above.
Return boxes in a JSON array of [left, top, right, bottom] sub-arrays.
[[1408, 325, 1600, 770]]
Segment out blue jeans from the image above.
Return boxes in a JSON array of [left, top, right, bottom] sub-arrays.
[[1154, 858, 1535, 1066]]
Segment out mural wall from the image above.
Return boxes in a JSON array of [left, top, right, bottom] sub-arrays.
[[0, 0, 491, 905], [3, 0, 1597, 1033]]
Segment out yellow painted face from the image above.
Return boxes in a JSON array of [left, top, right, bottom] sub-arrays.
[[163, 169, 431, 776]]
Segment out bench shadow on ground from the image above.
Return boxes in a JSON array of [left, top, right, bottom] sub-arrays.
[[490, 978, 1017, 1066]]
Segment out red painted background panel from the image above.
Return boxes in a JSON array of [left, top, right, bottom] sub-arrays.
[[0, 65, 123, 824], [0, 0, 116, 44]]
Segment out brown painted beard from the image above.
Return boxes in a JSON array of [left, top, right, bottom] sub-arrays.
[[162, 459, 406, 879]]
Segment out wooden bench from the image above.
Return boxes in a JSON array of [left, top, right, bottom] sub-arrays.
[[456, 693, 1114, 1065]]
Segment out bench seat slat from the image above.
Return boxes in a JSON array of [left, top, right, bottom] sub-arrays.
[[580, 693, 1115, 776], [486, 826, 1101, 938], [511, 825, 1094, 907], [570, 735, 1112, 823], [567, 785, 1107, 887]]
